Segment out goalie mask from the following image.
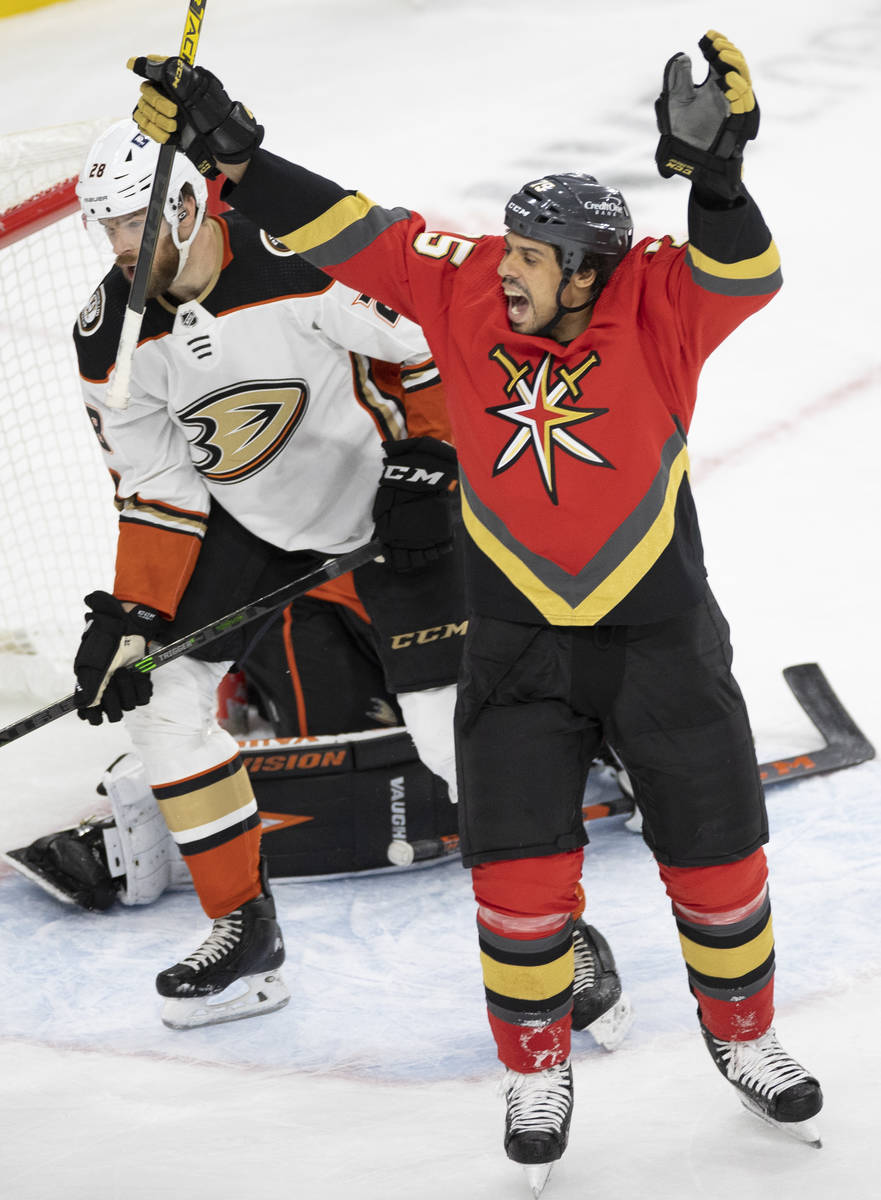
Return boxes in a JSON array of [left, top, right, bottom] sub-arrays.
[[77, 118, 208, 277], [504, 172, 633, 277]]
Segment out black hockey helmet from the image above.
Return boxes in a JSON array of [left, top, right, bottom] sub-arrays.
[[504, 172, 633, 276]]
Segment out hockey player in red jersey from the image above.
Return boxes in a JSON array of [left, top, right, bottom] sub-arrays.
[[128, 26, 822, 1184]]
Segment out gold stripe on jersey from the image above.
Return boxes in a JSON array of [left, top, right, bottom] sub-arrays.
[[117, 496, 208, 537], [278, 195, 411, 269], [460, 434, 690, 625], [278, 192, 376, 256], [686, 239, 781, 297], [678, 914, 775, 980]]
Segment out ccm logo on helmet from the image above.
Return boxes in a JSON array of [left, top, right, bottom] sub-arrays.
[[381, 464, 446, 486]]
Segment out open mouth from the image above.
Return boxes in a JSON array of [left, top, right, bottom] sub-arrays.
[[504, 290, 530, 324]]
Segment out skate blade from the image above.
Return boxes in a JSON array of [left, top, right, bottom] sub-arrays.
[[739, 1096, 822, 1148], [586, 993, 633, 1052], [160, 970, 290, 1030], [522, 1162, 554, 1198]]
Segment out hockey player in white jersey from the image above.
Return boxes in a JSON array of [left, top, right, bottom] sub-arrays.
[[71, 119, 466, 1030]]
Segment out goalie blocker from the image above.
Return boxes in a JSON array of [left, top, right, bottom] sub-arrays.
[[4, 726, 457, 911]]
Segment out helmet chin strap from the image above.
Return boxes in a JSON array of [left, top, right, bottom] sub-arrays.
[[534, 270, 592, 339], [170, 200, 207, 282]]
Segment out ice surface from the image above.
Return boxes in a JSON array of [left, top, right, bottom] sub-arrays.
[[1, 1, 880, 1197]]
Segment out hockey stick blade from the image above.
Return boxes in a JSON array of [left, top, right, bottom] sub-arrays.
[[0, 540, 382, 749], [758, 663, 875, 787]]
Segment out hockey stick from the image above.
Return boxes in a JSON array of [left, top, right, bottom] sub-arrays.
[[105, 0, 207, 409], [758, 662, 875, 786], [0, 539, 382, 748]]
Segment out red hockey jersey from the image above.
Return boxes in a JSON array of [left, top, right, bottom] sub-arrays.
[[228, 152, 781, 625]]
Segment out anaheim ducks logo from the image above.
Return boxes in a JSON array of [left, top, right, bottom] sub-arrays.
[[488, 345, 612, 504], [77, 286, 105, 337], [179, 379, 309, 483]]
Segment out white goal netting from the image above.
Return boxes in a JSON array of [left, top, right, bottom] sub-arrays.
[[0, 120, 120, 696]]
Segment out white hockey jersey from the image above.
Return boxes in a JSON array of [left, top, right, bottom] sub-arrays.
[[74, 213, 446, 617]]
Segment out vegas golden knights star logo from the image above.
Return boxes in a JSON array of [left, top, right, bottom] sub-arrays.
[[179, 379, 309, 483], [488, 345, 612, 503]]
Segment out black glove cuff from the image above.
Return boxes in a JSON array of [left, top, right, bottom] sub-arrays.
[[655, 133, 745, 200], [210, 102, 264, 163], [83, 591, 159, 640]]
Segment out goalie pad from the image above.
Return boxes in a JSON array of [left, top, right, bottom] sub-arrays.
[[238, 727, 456, 879], [5, 728, 458, 909], [100, 753, 191, 904]]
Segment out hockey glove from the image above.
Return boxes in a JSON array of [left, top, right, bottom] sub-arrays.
[[73, 591, 159, 725], [655, 29, 759, 200], [128, 55, 263, 179], [372, 437, 458, 573]]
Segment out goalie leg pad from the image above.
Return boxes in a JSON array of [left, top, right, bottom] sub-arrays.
[[102, 754, 189, 905]]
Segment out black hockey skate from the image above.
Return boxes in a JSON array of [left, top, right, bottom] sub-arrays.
[[502, 1059, 574, 1198], [701, 1023, 823, 1145], [571, 919, 632, 1050], [156, 862, 289, 1030]]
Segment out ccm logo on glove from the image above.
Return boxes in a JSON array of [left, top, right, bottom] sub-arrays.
[[381, 463, 449, 487], [372, 437, 458, 573]]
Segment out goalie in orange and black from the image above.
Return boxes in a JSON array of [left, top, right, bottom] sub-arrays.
[[127, 23, 822, 1179]]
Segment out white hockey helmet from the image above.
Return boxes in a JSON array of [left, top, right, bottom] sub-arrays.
[[77, 118, 208, 273]]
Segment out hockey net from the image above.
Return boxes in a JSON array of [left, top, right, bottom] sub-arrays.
[[0, 120, 120, 696]]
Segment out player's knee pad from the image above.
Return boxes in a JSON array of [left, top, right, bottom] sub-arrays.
[[124, 656, 237, 783]]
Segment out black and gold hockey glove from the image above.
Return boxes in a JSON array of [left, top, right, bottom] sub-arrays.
[[372, 437, 458, 573], [128, 55, 263, 179], [73, 591, 158, 725], [655, 30, 759, 200]]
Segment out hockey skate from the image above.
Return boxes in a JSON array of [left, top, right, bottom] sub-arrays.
[[156, 863, 289, 1030], [701, 1024, 823, 1146], [571, 919, 633, 1050], [502, 1058, 573, 1198]]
